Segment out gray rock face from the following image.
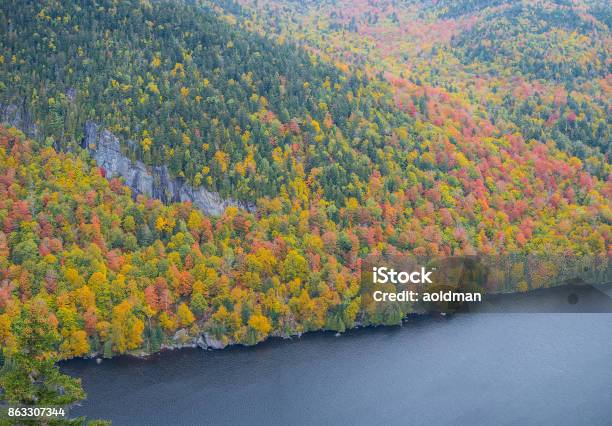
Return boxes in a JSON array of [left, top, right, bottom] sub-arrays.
[[196, 335, 207, 349], [84, 121, 254, 216], [0, 102, 253, 216], [202, 332, 227, 350], [169, 329, 198, 349], [0, 102, 37, 137]]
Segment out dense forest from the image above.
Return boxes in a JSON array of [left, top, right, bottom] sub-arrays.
[[225, 0, 610, 174], [0, 0, 610, 420]]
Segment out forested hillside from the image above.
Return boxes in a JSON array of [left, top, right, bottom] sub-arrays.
[[0, 0, 610, 409], [2, 0, 367, 202], [223, 0, 610, 174]]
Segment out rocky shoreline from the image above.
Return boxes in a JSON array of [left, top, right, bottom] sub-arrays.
[[86, 282, 612, 362]]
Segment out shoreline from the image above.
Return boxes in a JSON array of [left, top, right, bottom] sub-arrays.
[[67, 281, 612, 364]]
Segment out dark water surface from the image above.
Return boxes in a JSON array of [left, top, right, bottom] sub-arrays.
[[62, 287, 612, 425]]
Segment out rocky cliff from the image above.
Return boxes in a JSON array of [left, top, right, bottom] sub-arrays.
[[84, 121, 254, 216], [0, 101, 37, 137], [1, 101, 253, 215]]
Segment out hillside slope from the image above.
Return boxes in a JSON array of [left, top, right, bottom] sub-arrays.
[[0, 0, 610, 363], [224, 0, 610, 173]]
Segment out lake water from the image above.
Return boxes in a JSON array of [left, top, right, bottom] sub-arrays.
[[62, 285, 612, 425]]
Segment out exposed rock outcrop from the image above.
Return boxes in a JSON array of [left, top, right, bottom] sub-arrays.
[[161, 329, 198, 349], [0, 101, 37, 137], [83, 121, 254, 216], [197, 333, 227, 350], [0, 101, 253, 216]]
